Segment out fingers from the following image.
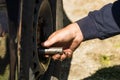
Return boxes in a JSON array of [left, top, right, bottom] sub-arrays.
[[52, 54, 61, 60], [50, 50, 73, 61]]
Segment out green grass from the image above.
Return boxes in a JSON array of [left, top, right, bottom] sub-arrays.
[[99, 55, 111, 67], [0, 36, 10, 80], [0, 65, 9, 80]]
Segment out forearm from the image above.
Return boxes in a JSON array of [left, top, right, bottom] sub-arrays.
[[77, 1, 120, 40]]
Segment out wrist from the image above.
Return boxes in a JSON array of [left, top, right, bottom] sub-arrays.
[[70, 23, 84, 41]]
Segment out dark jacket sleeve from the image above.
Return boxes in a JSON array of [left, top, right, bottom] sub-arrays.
[[76, 1, 120, 40]]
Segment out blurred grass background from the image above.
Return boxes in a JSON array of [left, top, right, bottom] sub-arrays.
[[62, 0, 120, 80]]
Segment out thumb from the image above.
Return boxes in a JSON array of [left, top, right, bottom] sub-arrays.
[[41, 40, 51, 47], [41, 37, 57, 47]]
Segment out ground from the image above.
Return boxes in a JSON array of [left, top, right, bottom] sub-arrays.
[[61, 0, 120, 80]]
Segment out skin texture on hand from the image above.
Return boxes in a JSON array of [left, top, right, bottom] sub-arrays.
[[42, 23, 84, 61]]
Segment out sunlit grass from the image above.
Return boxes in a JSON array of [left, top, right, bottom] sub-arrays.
[[0, 65, 9, 80]]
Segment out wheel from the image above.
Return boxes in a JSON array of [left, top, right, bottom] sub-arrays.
[[31, 0, 54, 79], [19, 0, 64, 80], [32, 0, 64, 79]]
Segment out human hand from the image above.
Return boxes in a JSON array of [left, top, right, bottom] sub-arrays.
[[42, 23, 83, 61]]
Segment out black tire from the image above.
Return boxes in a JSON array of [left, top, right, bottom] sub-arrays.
[[19, 0, 63, 80], [19, 0, 35, 80]]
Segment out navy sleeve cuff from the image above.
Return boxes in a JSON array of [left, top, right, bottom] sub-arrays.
[[76, 16, 99, 40]]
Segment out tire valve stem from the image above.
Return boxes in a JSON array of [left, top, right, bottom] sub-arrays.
[[38, 47, 63, 55]]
